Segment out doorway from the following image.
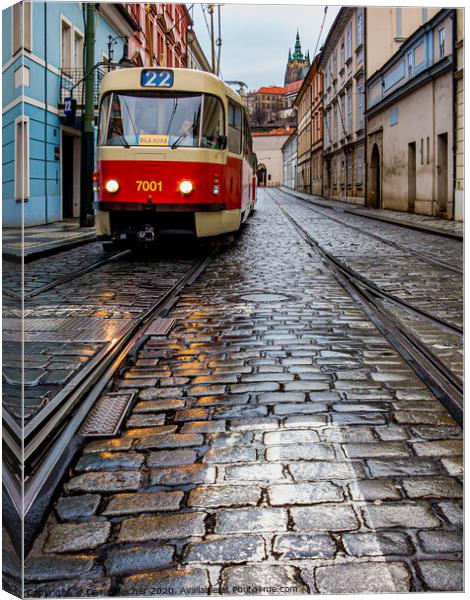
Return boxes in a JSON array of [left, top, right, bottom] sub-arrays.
[[408, 142, 416, 212], [61, 129, 81, 219], [257, 164, 267, 187], [369, 144, 381, 208], [437, 132, 448, 215]]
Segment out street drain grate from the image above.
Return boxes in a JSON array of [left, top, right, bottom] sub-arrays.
[[79, 392, 135, 437], [226, 291, 299, 303]]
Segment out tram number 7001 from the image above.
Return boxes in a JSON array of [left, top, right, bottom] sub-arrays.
[[140, 69, 174, 88], [136, 180, 163, 192]]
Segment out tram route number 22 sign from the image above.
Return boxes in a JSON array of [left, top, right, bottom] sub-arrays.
[[141, 69, 174, 88]]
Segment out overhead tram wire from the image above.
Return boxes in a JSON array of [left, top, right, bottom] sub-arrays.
[[313, 6, 328, 59]]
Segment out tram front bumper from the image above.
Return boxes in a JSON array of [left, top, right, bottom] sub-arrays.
[[194, 208, 241, 237]]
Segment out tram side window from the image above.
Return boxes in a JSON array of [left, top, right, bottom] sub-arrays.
[[228, 101, 242, 154], [98, 95, 111, 146], [201, 95, 225, 149]]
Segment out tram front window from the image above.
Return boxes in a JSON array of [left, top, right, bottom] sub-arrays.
[[100, 92, 225, 149]]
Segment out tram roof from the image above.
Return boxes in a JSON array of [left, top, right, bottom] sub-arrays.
[[99, 67, 242, 104]]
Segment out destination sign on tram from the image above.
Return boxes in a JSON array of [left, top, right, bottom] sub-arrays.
[[141, 69, 174, 88]]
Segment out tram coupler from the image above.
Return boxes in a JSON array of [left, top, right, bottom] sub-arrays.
[[137, 225, 156, 243]]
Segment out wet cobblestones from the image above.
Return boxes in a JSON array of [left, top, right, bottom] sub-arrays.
[[270, 188, 463, 380], [11, 191, 463, 596], [3, 245, 207, 422]]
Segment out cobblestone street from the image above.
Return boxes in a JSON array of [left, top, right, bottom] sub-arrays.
[[6, 190, 462, 596]]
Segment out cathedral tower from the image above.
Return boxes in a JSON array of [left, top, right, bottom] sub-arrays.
[[284, 30, 310, 85]]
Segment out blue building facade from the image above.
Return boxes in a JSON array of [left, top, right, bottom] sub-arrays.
[[2, 2, 137, 227]]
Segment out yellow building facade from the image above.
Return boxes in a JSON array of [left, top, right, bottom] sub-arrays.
[[366, 9, 457, 218]]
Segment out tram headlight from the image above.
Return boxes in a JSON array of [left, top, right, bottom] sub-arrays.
[[105, 179, 120, 193], [179, 180, 194, 195]]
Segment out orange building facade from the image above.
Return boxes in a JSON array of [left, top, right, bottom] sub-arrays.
[[294, 54, 323, 195], [310, 56, 323, 196], [126, 3, 191, 68]]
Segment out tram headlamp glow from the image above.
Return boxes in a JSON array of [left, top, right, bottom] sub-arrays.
[[105, 179, 120, 193], [179, 180, 194, 194]]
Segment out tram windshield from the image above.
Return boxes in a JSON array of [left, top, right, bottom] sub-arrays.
[[99, 92, 225, 149]]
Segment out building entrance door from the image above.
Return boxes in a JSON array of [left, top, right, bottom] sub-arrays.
[[369, 144, 381, 208], [62, 134, 74, 218], [407, 142, 416, 212], [437, 133, 448, 216], [61, 130, 81, 219]]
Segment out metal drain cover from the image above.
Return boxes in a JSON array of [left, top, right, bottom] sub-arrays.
[[79, 392, 135, 437], [226, 291, 299, 303]]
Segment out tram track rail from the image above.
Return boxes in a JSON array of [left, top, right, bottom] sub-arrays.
[[266, 190, 462, 337], [3, 248, 132, 302], [275, 187, 462, 275], [3, 245, 219, 549], [274, 198, 463, 427]]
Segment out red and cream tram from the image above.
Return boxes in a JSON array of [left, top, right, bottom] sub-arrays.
[[94, 67, 257, 247]]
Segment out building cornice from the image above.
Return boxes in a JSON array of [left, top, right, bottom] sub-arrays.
[[99, 4, 139, 38], [366, 56, 453, 118]]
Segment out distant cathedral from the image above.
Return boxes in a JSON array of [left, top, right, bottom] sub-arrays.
[[284, 30, 310, 85]]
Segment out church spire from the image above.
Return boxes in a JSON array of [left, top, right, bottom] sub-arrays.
[[288, 48, 292, 61], [292, 29, 304, 60]]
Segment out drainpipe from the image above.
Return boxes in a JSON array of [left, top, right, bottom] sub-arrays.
[[44, 3, 48, 223], [451, 9, 457, 220], [80, 3, 96, 227], [363, 7, 368, 208]]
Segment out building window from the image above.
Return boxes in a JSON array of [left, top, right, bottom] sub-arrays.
[[427, 136, 430, 163], [420, 138, 424, 165], [347, 154, 353, 186], [61, 18, 72, 74], [357, 81, 364, 129], [355, 149, 363, 186], [396, 7, 402, 37], [14, 65, 30, 88], [406, 50, 414, 76], [347, 88, 352, 133], [339, 95, 345, 136], [389, 106, 399, 126], [346, 24, 352, 60], [333, 106, 338, 142], [333, 50, 337, 80], [15, 117, 30, 201], [438, 27, 446, 59], [74, 30, 84, 70], [332, 159, 337, 186], [340, 39, 345, 66], [12, 1, 32, 54], [340, 158, 346, 186], [356, 9, 364, 46]]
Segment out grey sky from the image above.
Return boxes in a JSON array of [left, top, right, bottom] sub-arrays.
[[191, 3, 340, 90]]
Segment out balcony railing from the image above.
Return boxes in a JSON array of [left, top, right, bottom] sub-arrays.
[[59, 66, 111, 108]]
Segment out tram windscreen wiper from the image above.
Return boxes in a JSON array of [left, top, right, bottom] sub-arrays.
[[171, 123, 196, 149], [118, 135, 130, 149]]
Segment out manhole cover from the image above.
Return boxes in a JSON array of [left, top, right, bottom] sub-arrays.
[[226, 291, 299, 303]]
